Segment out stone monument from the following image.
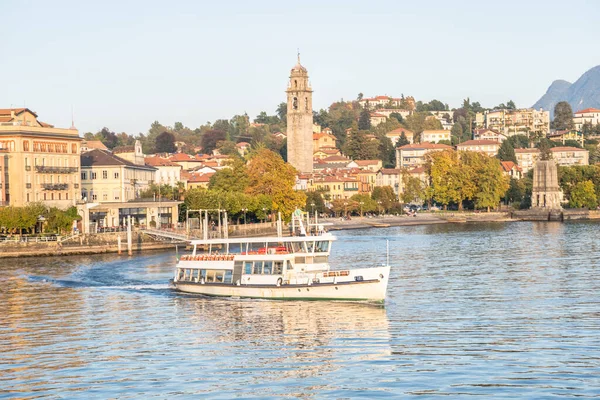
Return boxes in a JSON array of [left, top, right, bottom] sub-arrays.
[[531, 160, 562, 209], [286, 54, 313, 173]]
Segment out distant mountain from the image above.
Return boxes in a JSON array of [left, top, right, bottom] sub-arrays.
[[532, 65, 600, 118]]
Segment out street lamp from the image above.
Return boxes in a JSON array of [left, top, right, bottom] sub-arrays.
[[311, 202, 315, 216], [377, 200, 382, 216], [344, 201, 348, 218], [262, 207, 266, 224], [359, 201, 364, 218]]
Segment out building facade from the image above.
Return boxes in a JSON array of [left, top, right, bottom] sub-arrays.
[[396, 142, 453, 169], [476, 108, 550, 137], [574, 108, 600, 130], [0, 108, 82, 208], [286, 55, 314, 173], [421, 130, 451, 143], [456, 139, 501, 157]]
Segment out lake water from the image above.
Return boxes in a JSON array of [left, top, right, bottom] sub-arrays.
[[1, 221, 600, 398]]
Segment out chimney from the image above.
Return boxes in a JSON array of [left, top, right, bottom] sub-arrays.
[[10, 110, 15, 118]]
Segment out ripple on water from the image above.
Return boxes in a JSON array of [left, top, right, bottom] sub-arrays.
[[1, 222, 600, 398]]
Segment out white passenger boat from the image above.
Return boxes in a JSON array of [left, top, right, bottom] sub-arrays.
[[171, 211, 390, 303]]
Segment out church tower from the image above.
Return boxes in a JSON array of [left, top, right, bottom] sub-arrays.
[[286, 54, 313, 173]]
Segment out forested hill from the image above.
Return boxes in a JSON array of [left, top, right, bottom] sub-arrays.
[[533, 65, 600, 117]]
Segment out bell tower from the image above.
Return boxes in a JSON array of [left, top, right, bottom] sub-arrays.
[[286, 53, 313, 173]]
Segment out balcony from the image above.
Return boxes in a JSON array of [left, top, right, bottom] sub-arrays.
[[41, 183, 68, 191], [344, 187, 359, 191], [26, 183, 32, 189], [35, 166, 78, 174]]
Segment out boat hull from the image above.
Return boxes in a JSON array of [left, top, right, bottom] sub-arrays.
[[172, 265, 390, 303]]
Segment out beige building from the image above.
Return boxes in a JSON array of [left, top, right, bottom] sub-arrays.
[[574, 108, 600, 130], [396, 142, 453, 169], [370, 112, 387, 127], [515, 146, 589, 173], [0, 108, 82, 208], [473, 128, 506, 142], [358, 96, 416, 111], [375, 168, 401, 197], [81, 149, 157, 203], [421, 130, 451, 143], [456, 140, 501, 157], [286, 55, 314, 173], [476, 108, 550, 137], [313, 133, 337, 152], [145, 156, 182, 187]]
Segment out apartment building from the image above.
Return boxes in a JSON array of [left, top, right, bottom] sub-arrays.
[[476, 108, 550, 137], [515, 146, 589, 173], [421, 130, 451, 143], [574, 108, 600, 130], [396, 142, 453, 169], [375, 168, 401, 197], [456, 140, 501, 157], [0, 108, 82, 208]]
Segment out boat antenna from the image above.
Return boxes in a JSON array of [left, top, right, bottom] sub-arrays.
[[386, 240, 389, 266]]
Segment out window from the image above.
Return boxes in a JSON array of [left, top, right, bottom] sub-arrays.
[[23, 141, 29, 151], [102, 192, 108, 201], [102, 170, 108, 179], [92, 193, 98, 200], [81, 172, 87, 180], [91, 172, 97, 180], [244, 261, 253, 275], [113, 190, 120, 200], [114, 172, 119, 179]]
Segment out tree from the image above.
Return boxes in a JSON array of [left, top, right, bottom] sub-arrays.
[[344, 130, 379, 160], [451, 121, 464, 145], [465, 153, 509, 211], [276, 102, 287, 125], [201, 130, 227, 155], [246, 149, 306, 219], [155, 131, 176, 153], [569, 180, 597, 208], [553, 101, 574, 130], [503, 177, 526, 207], [208, 158, 249, 192], [497, 140, 517, 163], [349, 193, 377, 216], [389, 112, 404, 124], [358, 107, 371, 130], [400, 173, 424, 205], [396, 132, 410, 148], [506, 134, 530, 149], [536, 138, 554, 160], [371, 186, 397, 212], [305, 191, 327, 214], [98, 127, 118, 149], [357, 93, 364, 101]]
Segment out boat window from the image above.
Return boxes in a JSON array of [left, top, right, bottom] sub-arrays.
[[289, 242, 302, 253], [206, 270, 215, 282], [314, 255, 328, 263], [253, 261, 263, 275], [285, 260, 293, 270], [248, 242, 267, 254], [315, 241, 329, 252], [244, 261, 253, 274], [274, 261, 283, 275], [263, 261, 273, 275], [295, 257, 305, 264], [215, 271, 224, 283], [306, 241, 315, 253], [229, 243, 243, 254], [177, 268, 184, 280], [224, 270, 233, 283], [200, 269, 207, 280]]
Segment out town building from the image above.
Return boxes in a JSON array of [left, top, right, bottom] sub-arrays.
[[347, 159, 382, 172], [286, 55, 314, 173], [515, 146, 589, 174], [375, 168, 401, 197], [370, 113, 387, 127], [0, 108, 82, 208], [428, 111, 454, 130], [373, 109, 412, 119], [145, 156, 182, 187], [421, 130, 451, 143], [547, 130, 584, 147], [113, 140, 145, 165], [456, 139, 501, 157], [396, 142, 453, 169], [81, 149, 157, 203], [358, 96, 416, 111], [574, 108, 600, 131], [312, 175, 359, 200], [313, 133, 337, 152], [500, 161, 523, 180], [473, 128, 506, 142], [476, 108, 550, 137]]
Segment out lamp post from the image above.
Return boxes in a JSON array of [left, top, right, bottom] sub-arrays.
[[311, 202, 315, 217], [377, 200, 382, 216], [262, 207, 266, 224], [360, 201, 364, 218], [242, 208, 247, 227], [344, 201, 348, 218]]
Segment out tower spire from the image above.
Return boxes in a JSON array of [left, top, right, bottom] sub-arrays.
[[297, 48, 300, 64]]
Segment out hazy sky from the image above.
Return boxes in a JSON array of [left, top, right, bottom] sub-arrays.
[[2, 0, 598, 135]]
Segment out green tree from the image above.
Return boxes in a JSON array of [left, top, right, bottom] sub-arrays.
[[349, 193, 377, 216], [503, 177, 526, 207], [246, 149, 306, 219], [155, 131, 176, 153], [465, 153, 509, 211], [276, 102, 287, 125], [344, 130, 379, 160], [400, 173, 425, 205], [201, 130, 227, 154], [305, 191, 327, 214], [553, 101, 574, 130], [396, 132, 410, 148], [371, 186, 397, 212], [358, 107, 371, 130], [497, 140, 517, 163], [208, 158, 249, 192], [569, 180, 597, 208]]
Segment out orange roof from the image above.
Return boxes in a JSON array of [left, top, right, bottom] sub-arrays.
[[186, 172, 215, 183], [355, 160, 380, 166], [379, 168, 401, 174], [500, 161, 522, 172], [0, 108, 30, 116], [145, 156, 179, 167], [387, 127, 414, 135], [313, 133, 336, 140], [458, 140, 500, 146], [84, 140, 108, 150], [574, 108, 600, 114], [170, 153, 199, 162], [398, 142, 452, 150], [321, 155, 350, 162], [408, 166, 427, 174], [236, 142, 250, 147]]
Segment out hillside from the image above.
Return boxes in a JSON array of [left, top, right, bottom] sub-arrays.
[[533, 65, 600, 117]]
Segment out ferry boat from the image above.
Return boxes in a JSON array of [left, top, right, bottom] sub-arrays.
[[171, 211, 390, 303]]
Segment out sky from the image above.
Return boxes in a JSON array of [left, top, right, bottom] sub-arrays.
[[2, 0, 599, 135]]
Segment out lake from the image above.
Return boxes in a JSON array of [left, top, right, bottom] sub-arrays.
[[1, 221, 600, 398]]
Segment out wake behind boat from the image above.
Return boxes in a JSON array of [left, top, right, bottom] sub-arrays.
[[171, 210, 390, 303]]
